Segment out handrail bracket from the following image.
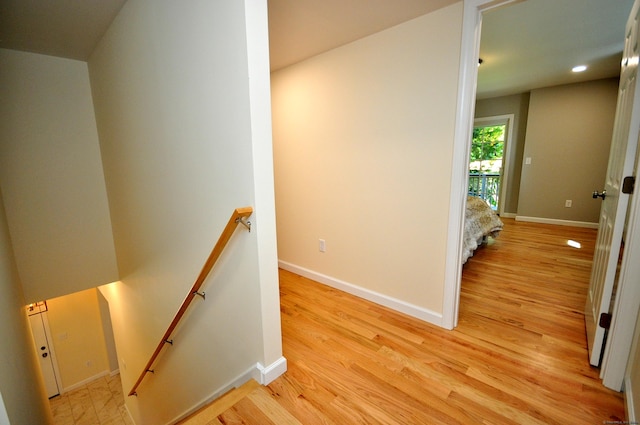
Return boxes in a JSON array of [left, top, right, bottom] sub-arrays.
[[236, 216, 251, 232]]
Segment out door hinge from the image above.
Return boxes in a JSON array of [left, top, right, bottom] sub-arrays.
[[599, 312, 612, 330], [622, 176, 635, 194]]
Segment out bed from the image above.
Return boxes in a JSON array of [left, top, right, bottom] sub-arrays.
[[463, 196, 504, 264]]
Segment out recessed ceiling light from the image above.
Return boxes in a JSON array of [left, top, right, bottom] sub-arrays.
[[572, 65, 587, 73]]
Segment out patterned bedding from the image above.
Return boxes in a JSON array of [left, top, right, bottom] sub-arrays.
[[463, 196, 503, 263]]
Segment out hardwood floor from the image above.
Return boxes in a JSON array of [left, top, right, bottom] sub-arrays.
[[220, 218, 625, 424]]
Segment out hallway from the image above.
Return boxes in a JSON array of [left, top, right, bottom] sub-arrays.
[[225, 218, 625, 423]]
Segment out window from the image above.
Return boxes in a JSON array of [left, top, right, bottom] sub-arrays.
[[469, 124, 505, 210]]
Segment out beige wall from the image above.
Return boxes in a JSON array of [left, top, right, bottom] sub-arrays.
[[271, 3, 463, 320], [0, 49, 119, 303], [475, 93, 530, 215], [0, 190, 53, 424], [89, 0, 281, 423], [46, 289, 110, 390], [518, 79, 619, 223]]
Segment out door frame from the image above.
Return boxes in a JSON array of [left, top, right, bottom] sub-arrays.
[[442, 0, 523, 330], [445, 0, 640, 401], [601, 50, 640, 389], [604, 145, 640, 390], [472, 114, 514, 216]]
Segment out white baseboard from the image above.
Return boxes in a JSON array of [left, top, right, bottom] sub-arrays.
[[500, 212, 516, 218], [626, 378, 636, 424], [168, 358, 287, 425], [515, 215, 599, 229], [279, 260, 443, 328], [124, 404, 135, 425], [168, 365, 255, 425], [62, 370, 109, 393], [109, 368, 120, 377], [253, 357, 287, 385]]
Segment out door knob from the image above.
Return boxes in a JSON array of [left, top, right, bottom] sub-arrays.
[[593, 190, 606, 200]]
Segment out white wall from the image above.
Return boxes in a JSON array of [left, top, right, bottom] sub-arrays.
[[518, 79, 619, 223], [89, 0, 282, 423], [271, 3, 464, 323], [0, 189, 53, 425], [0, 49, 119, 303], [627, 306, 640, 419]]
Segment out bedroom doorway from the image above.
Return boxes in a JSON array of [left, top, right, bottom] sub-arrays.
[[470, 116, 512, 216]]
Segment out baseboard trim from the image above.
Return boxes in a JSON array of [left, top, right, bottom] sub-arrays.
[[515, 215, 599, 229], [62, 370, 109, 394], [168, 358, 287, 425], [124, 404, 135, 425], [625, 377, 636, 424], [169, 365, 256, 425], [253, 357, 287, 385], [500, 212, 516, 218], [279, 260, 443, 328]]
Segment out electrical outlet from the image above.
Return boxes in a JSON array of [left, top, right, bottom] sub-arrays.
[[565, 200, 572, 208], [319, 239, 326, 253]]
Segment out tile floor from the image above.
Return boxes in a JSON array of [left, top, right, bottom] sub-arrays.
[[49, 374, 134, 425]]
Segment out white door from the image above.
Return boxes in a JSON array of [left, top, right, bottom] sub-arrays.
[[28, 312, 60, 398], [585, 0, 640, 367]]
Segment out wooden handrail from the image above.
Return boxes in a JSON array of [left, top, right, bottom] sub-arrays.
[[128, 207, 253, 396]]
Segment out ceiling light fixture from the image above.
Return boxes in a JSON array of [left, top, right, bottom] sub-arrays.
[[572, 65, 587, 73]]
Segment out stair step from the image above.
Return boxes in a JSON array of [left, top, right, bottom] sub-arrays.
[[178, 379, 302, 425], [234, 384, 303, 425], [178, 379, 260, 424]]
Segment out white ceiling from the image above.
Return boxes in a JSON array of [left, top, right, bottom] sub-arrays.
[[0, 0, 634, 99], [477, 0, 634, 99], [267, 0, 458, 70]]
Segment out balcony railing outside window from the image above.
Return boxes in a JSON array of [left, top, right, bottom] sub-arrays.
[[469, 173, 500, 210]]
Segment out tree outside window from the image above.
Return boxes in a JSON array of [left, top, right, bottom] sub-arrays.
[[469, 125, 505, 209]]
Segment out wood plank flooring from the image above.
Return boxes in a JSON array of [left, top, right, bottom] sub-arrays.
[[218, 218, 625, 424]]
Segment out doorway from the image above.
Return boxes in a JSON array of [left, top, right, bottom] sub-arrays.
[[27, 302, 61, 398]]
